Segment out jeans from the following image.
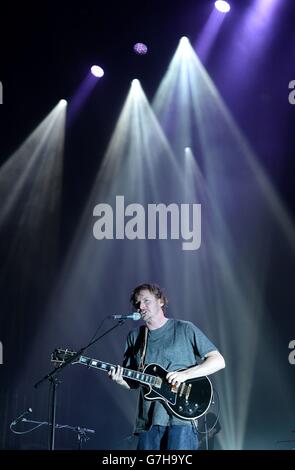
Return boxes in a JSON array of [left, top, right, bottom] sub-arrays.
[[137, 424, 199, 450]]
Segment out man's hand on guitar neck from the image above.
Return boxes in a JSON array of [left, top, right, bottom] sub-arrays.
[[109, 365, 130, 390]]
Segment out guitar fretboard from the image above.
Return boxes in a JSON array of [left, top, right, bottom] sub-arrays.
[[78, 355, 160, 386]]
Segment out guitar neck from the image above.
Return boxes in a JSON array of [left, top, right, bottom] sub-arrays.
[[78, 355, 157, 386]]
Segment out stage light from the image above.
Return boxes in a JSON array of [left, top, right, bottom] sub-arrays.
[[131, 78, 140, 86], [90, 65, 104, 78], [133, 42, 148, 55], [131, 78, 141, 96], [215, 1, 231, 13], [180, 36, 189, 45], [59, 99, 67, 107]]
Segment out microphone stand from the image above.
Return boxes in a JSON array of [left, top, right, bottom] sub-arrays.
[[19, 418, 95, 449], [34, 320, 125, 450], [76, 427, 88, 450]]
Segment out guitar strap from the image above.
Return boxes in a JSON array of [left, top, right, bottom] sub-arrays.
[[138, 325, 148, 372]]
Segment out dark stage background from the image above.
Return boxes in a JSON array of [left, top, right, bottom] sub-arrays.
[[0, 0, 295, 451]]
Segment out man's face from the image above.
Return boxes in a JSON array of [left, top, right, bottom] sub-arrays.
[[135, 289, 163, 323]]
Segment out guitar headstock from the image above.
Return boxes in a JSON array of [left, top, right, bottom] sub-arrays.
[[51, 347, 79, 365]]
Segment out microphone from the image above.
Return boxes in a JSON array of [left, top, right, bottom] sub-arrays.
[[11, 407, 32, 426], [111, 312, 141, 321]]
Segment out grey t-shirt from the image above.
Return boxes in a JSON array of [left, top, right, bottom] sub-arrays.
[[123, 318, 217, 433]]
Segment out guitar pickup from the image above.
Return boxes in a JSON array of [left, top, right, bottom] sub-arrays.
[[154, 377, 162, 388], [178, 382, 186, 397], [185, 383, 192, 401]]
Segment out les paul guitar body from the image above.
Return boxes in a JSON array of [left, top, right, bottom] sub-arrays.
[[140, 363, 212, 420]]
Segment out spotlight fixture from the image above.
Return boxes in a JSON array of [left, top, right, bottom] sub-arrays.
[[133, 42, 148, 55], [131, 78, 140, 87], [90, 65, 104, 78], [215, 1, 231, 13], [59, 99, 67, 107]]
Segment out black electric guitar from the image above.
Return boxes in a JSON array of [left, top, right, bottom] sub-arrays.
[[51, 348, 213, 420]]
